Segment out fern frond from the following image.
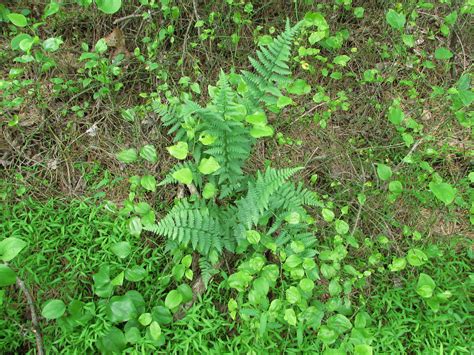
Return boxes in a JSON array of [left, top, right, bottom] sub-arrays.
[[236, 167, 303, 229], [241, 20, 303, 109], [145, 199, 224, 255], [196, 108, 252, 185], [158, 161, 202, 188]]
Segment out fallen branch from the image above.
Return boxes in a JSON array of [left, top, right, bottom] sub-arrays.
[[16, 277, 44, 355]]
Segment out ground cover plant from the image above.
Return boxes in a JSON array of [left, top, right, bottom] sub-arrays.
[[0, 0, 473, 353]]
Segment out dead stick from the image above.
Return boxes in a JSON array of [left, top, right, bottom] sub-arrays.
[[16, 277, 44, 355]]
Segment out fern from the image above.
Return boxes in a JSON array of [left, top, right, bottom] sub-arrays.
[[241, 20, 303, 109], [145, 199, 225, 255], [235, 167, 303, 230]]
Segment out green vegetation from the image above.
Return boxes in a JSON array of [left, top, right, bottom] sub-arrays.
[[1, 0, 472, 354]]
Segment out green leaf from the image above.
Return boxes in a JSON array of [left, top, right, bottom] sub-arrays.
[[277, 96, 293, 109], [128, 216, 142, 237], [416, 273, 436, 298], [246, 230, 261, 245], [333, 55, 351, 66], [198, 132, 217, 145], [8, 13, 28, 27], [299, 278, 315, 293], [172, 167, 193, 185], [202, 183, 216, 199], [286, 286, 301, 304], [327, 314, 352, 334], [42, 37, 63, 52], [228, 271, 253, 292], [117, 148, 138, 163], [354, 344, 373, 355], [354, 7, 364, 19], [317, 325, 338, 345], [107, 296, 138, 323], [42, 299, 66, 319], [11, 34, 33, 50], [140, 175, 156, 192], [93, 265, 113, 297], [250, 124, 274, 138], [386, 9, 406, 30], [402, 34, 415, 47], [149, 321, 162, 340], [177, 283, 193, 303], [111, 271, 124, 286], [165, 290, 183, 309], [434, 47, 453, 60], [198, 157, 221, 175], [304, 12, 329, 31], [44, 2, 60, 18], [125, 266, 147, 282], [0, 264, 17, 287], [322, 208, 335, 222], [125, 327, 141, 344], [140, 145, 158, 163], [0, 237, 26, 261], [308, 30, 326, 44], [97, 327, 126, 354], [96, 0, 122, 14], [166, 142, 188, 160], [407, 248, 428, 266], [111, 242, 131, 259], [389, 257, 406, 272], [377, 164, 393, 181], [335, 220, 349, 235], [389, 180, 403, 193], [287, 79, 311, 95], [284, 308, 297, 326], [245, 111, 267, 125], [429, 182, 456, 205], [138, 313, 152, 326], [94, 38, 108, 53]]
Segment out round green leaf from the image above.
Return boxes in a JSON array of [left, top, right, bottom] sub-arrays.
[[284, 308, 297, 326], [434, 47, 453, 60], [11, 34, 33, 50], [322, 208, 335, 222], [111, 242, 131, 259], [245, 111, 267, 125], [276, 96, 293, 109], [386, 9, 406, 30], [0, 237, 27, 262], [140, 175, 156, 192], [0, 264, 17, 287], [128, 216, 142, 237], [202, 182, 216, 199], [335, 220, 349, 235], [117, 148, 138, 163], [125, 266, 147, 282], [8, 13, 28, 27], [166, 142, 188, 160], [287, 79, 311, 95], [429, 182, 456, 205], [165, 290, 183, 309], [246, 230, 261, 245], [42, 299, 66, 319], [96, 0, 122, 14], [198, 157, 221, 175], [317, 325, 338, 345], [138, 312, 152, 326], [416, 273, 436, 298], [149, 321, 161, 340], [172, 167, 193, 185], [377, 164, 392, 181], [250, 124, 274, 138], [140, 144, 158, 163]]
